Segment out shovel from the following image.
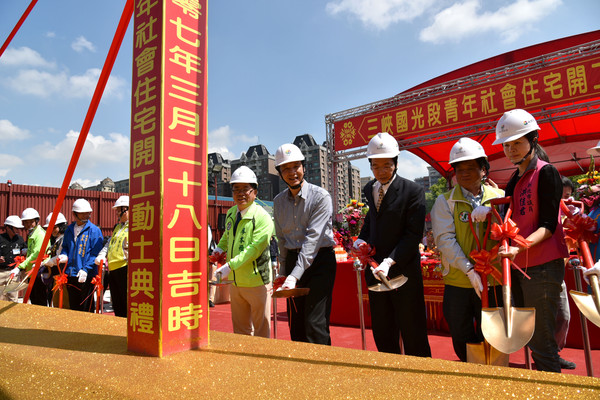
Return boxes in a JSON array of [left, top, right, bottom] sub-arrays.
[[368, 272, 408, 292], [561, 199, 600, 328], [481, 197, 535, 355], [465, 214, 509, 366]]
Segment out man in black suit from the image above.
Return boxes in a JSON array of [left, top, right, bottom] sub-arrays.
[[354, 132, 431, 356]]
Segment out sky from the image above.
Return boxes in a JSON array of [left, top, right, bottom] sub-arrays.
[[0, 0, 599, 188]]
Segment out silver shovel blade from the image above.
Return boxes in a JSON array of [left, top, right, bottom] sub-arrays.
[[368, 274, 408, 292], [481, 306, 535, 354], [570, 290, 600, 328], [2, 281, 28, 293]]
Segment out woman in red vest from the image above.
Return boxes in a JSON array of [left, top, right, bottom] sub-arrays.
[[494, 109, 568, 373]]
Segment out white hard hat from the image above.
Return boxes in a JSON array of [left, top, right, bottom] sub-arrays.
[[275, 143, 305, 167], [230, 166, 258, 185], [587, 140, 600, 157], [113, 195, 129, 208], [21, 208, 40, 221], [493, 109, 540, 145], [449, 138, 487, 165], [366, 132, 400, 159], [43, 212, 67, 228], [72, 198, 93, 213], [4, 215, 24, 229]]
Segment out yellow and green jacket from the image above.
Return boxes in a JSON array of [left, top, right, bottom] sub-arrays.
[[21, 225, 49, 271], [431, 184, 504, 288], [217, 201, 273, 287]]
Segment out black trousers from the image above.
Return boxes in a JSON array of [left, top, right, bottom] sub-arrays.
[[66, 276, 95, 312], [108, 265, 128, 318], [443, 284, 503, 361], [29, 273, 49, 306], [368, 272, 431, 356], [285, 247, 336, 345]]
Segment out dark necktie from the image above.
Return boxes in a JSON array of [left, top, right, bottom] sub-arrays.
[[376, 185, 385, 211], [233, 212, 242, 235]]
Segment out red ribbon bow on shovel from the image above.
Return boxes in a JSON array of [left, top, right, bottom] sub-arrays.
[[351, 243, 378, 270], [563, 213, 599, 245], [490, 218, 531, 249], [52, 262, 69, 309], [8, 255, 26, 270], [469, 246, 503, 285], [209, 251, 227, 267]]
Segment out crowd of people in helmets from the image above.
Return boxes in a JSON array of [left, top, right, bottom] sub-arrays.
[[213, 107, 600, 374], [2, 107, 600, 374], [0, 196, 129, 317]]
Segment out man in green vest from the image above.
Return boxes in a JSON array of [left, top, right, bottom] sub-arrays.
[[214, 166, 274, 338], [96, 196, 129, 317], [431, 138, 504, 362], [19, 208, 50, 306]]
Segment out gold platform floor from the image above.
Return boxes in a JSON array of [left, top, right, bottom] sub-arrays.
[[0, 300, 598, 399]]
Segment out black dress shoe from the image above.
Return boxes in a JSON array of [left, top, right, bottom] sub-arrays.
[[559, 357, 576, 369], [209, 300, 215, 308]]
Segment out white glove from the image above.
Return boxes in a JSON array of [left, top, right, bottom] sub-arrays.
[[94, 255, 107, 266], [371, 259, 392, 281], [583, 260, 600, 285], [471, 206, 491, 223], [279, 275, 297, 290], [10, 267, 20, 278], [213, 247, 224, 255], [77, 269, 88, 283], [215, 263, 231, 278], [353, 238, 366, 249], [58, 254, 68, 264], [566, 204, 581, 216], [466, 269, 483, 298], [43, 256, 56, 267]]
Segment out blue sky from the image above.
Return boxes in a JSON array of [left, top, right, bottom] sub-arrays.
[[0, 0, 599, 187]]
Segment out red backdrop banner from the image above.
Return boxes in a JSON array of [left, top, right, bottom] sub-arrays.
[[334, 53, 600, 151]]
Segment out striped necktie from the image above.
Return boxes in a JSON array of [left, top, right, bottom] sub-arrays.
[[376, 185, 385, 211]]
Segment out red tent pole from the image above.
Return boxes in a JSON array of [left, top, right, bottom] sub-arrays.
[[0, 0, 39, 59], [23, 0, 134, 304]]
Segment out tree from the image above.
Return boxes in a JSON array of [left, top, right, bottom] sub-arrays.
[[425, 177, 448, 214]]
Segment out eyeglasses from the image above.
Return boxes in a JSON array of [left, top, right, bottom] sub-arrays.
[[232, 187, 254, 195], [281, 164, 303, 174], [370, 164, 395, 172]]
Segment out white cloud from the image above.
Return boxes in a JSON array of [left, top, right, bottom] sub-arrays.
[[420, 0, 562, 44], [45, 32, 56, 38], [207, 125, 258, 160], [4, 68, 127, 99], [70, 178, 100, 188], [326, 0, 436, 30], [0, 154, 24, 177], [34, 130, 130, 171], [0, 120, 30, 141], [0, 46, 55, 68], [71, 36, 96, 53]]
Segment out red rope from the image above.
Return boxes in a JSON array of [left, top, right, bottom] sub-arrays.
[[23, 0, 134, 303], [0, 0, 39, 59]]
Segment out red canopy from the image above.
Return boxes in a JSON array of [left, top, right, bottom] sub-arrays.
[[328, 31, 600, 187]]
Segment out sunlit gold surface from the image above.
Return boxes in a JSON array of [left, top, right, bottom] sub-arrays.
[[0, 300, 598, 399]]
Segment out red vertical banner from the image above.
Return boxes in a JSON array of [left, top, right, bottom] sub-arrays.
[[129, 0, 208, 357]]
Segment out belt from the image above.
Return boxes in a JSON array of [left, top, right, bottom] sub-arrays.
[[287, 246, 333, 255]]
